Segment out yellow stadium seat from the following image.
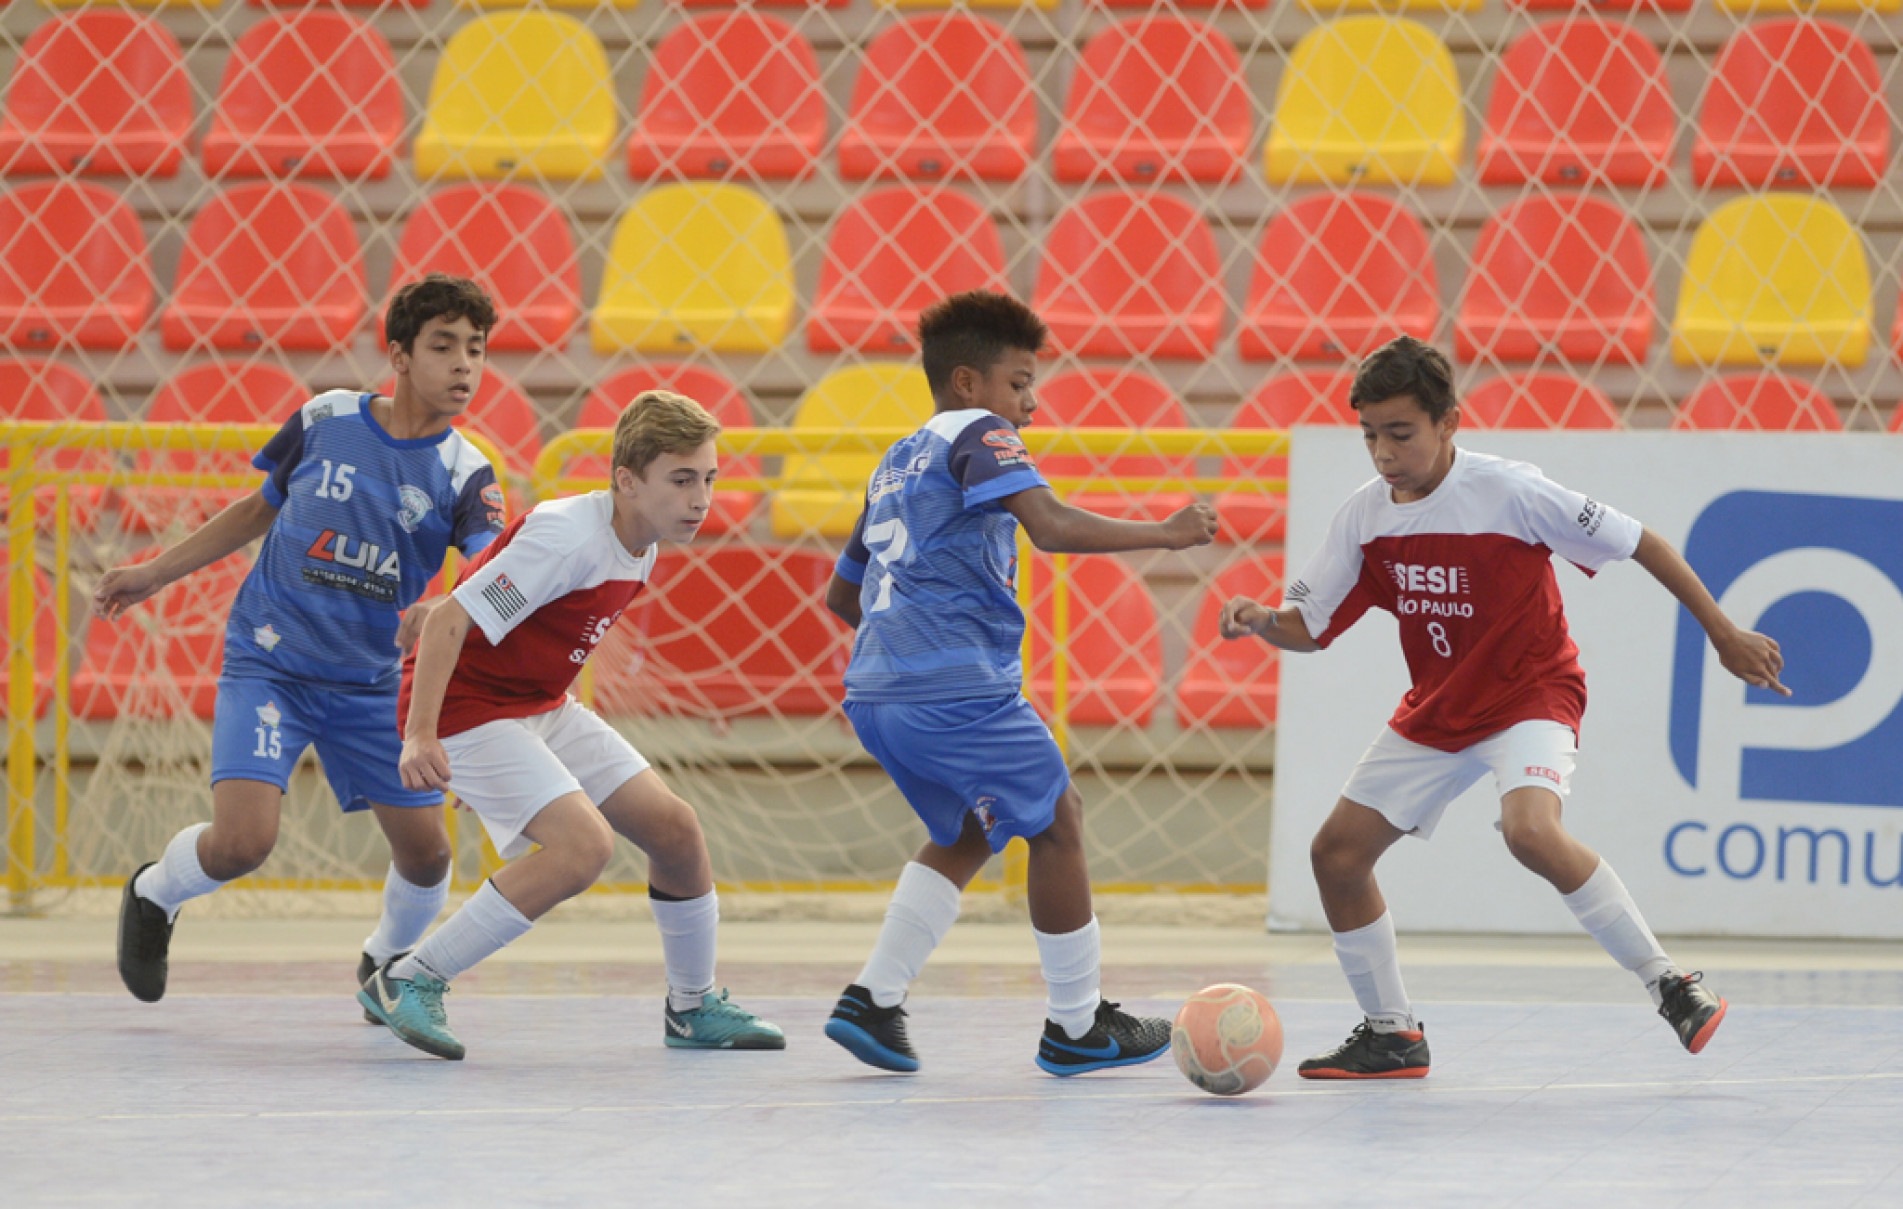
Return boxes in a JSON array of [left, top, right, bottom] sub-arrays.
[[590, 184, 794, 354], [1265, 17, 1463, 187], [877, 0, 1057, 9], [460, 0, 637, 8], [1302, 0, 1482, 9], [413, 12, 614, 181], [770, 364, 933, 539], [1672, 195, 1871, 368]]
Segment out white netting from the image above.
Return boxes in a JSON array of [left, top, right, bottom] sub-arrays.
[[3, 0, 1901, 913]]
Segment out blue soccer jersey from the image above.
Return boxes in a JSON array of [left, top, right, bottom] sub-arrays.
[[222, 390, 506, 690], [836, 409, 1048, 704]]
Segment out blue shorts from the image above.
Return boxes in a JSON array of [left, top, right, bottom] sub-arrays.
[[210, 675, 442, 811], [844, 695, 1069, 853]]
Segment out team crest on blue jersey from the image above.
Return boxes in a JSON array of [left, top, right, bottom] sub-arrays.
[[252, 623, 281, 652], [396, 484, 433, 534], [308, 401, 333, 423], [974, 795, 1000, 834], [256, 701, 282, 729]]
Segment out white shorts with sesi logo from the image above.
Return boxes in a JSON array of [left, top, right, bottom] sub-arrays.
[[1340, 719, 1578, 840]]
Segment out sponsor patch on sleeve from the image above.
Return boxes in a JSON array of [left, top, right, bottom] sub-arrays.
[[481, 483, 507, 527], [982, 427, 1033, 469]]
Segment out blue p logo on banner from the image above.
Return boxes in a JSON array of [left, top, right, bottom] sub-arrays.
[[1670, 491, 1903, 808]]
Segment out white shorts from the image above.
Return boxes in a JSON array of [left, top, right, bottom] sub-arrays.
[[1340, 719, 1578, 841], [441, 698, 650, 860]]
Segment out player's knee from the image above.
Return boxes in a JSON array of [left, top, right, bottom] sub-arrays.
[[202, 825, 277, 880], [1309, 829, 1365, 887], [1500, 815, 1557, 871], [387, 826, 452, 885], [1031, 788, 1084, 852], [651, 795, 707, 864], [574, 813, 616, 883]]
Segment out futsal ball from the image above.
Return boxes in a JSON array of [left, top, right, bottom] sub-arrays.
[[1170, 983, 1283, 1096]]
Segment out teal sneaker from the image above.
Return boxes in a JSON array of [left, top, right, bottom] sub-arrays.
[[358, 964, 465, 1061], [664, 989, 786, 1050]]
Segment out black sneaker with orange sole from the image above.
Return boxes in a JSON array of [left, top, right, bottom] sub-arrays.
[[1298, 1020, 1430, 1080], [1657, 971, 1727, 1054]]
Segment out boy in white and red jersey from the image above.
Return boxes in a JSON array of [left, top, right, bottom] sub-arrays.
[[360, 391, 783, 1061], [1222, 337, 1788, 1079]]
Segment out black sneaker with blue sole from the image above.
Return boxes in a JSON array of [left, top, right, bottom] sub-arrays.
[[824, 983, 919, 1073], [1036, 999, 1172, 1076]]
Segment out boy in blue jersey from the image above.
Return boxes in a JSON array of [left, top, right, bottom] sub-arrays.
[[821, 291, 1220, 1075], [96, 274, 509, 1008]]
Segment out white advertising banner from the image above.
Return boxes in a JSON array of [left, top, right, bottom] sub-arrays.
[[1269, 428, 1903, 938]]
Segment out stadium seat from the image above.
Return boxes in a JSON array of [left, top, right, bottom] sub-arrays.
[[591, 184, 793, 355], [1671, 195, 1871, 368], [389, 183, 580, 353], [575, 364, 762, 536], [877, 0, 1058, 10], [162, 183, 366, 352], [0, 180, 151, 351], [1239, 192, 1437, 362], [1674, 373, 1843, 432], [628, 12, 824, 181], [1509, 0, 1689, 10], [413, 13, 615, 181], [1265, 18, 1463, 187], [201, 12, 403, 180], [460, 0, 636, 8], [0, 356, 108, 531], [72, 553, 248, 722], [593, 547, 850, 719], [123, 361, 309, 535], [0, 548, 57, 720], [1032, 368, 1195, 525], [839, 14, 1034, 183], [1091, 0, 1267, 8], [1477, 19, 1673, 188], [1176, 554, 1285, 731], [1712, 0, 1898, 17], [677, 0, 846, 7], [250, 0, 429, 7], [1053, 17, 1251, 184], [808, 186, 1007, 354], [1033, 191, 1223, 360], [1215, 370, 1356, 546], [0, 13, 191, 177], [1457, 193, 1652, 366], [1461, 372, 1622, 429], [1025, 553, 1162, 729], [1693, 20, 1889, 190], [458, 367, 541, 479], [770, 363, 932, 539]]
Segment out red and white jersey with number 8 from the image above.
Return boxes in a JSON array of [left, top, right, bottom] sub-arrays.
[[1286, 448, 1642, 753]]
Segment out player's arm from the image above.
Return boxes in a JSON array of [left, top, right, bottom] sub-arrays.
[[399, 596, 473, 791], [1631, 527, 1788, 696], [826, 574, 863, 630], [1217, 597, 1322, 653], [1002, 486, 1218, 555], [91, 490, 278, 621]]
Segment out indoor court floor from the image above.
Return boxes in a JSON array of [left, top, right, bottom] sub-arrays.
[[3, 916, 1899, 1208]]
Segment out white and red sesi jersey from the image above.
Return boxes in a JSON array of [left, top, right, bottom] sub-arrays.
[[399, 491, 656, 738], [1286, 448, 1642, 752]]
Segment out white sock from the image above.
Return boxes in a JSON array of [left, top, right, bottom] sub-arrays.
[[1561, 860, 1676, 1004], [1034, 917, 1103, 1041], [363, 864, 450, 964], [858, 861, 962, 1009], [1334, 912, 1416, 1033], [392, 880, 531, 985], [134, 823, 225, 922], [651, 890, 720, 1014]]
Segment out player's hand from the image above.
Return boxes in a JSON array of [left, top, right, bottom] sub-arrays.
[[1220, 596, 1270, 640], [1716, 628, 1790, 697], [91, 562, 165, 621], [395, 597, 440, 653], [400, 736, 453, 791], [1161, 502, 1220, 550]]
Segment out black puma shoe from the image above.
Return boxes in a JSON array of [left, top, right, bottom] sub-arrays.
[[1657, 971, 1727, 1054], [1298, 1020, 1430, 1079]]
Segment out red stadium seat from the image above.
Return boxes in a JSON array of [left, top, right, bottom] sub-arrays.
[[1026, 553, 1162, 729], [0, 180, 150, 351], [1033, 191, 1223, 360], [808, 186, 1007, 354], [0, 12, 191, 177], [388, 184, 580, 353], [1053, 17, 1250, 184], [575, 364, 761, 536], [628, 12, 824, 181], [1033, 368, 1195, 525], [839, 14, 1034, 182], [593, 546, 849, 719], [162, 183, 366, 352], [451, 367, 541, 481], [1240, 192, 1437, 362], [1674, 374, 1842, 432], [1509, 0, 1688, 9], [1462, 372, 1622, 429], [0, 548, 57, 720], [1457, 193, 1652, 366], [200, 12, 403, 180], [72, 553, 248, 721], [1090, 0, 1266, 8], [123, 362, 308, 535], [0, 356, 109, 531], [1215, 370, 1355, 546], [674, 0, 845, 7], [1477, 19, 1673, 188], [1694, 20, 1888, 190], [1176, 554, 1285, 730]]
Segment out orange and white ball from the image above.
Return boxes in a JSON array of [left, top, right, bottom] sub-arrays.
[[1170, 983, 1283, 1096]]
